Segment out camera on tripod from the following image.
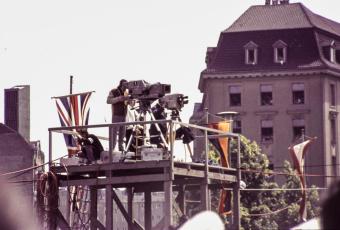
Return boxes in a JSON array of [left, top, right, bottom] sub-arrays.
[[159, 94, 189, 111], [123, 80, 171, 101]]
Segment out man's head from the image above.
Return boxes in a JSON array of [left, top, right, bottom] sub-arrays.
[[119, 79, 128, 90], [77, 128, 89, 137]]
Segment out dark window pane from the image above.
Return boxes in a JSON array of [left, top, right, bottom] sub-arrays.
[[330, 84, 336, 106], [261, 127, 273, 142], [293, 91, 304, 104], [331, 118, 336, 145], [323, 46, 330, 61], [261, 92, 273, 105], [336, 50, 340, 64], [293, 126, 305, 141], [248, 50, 255, 63], [233, 120, 242, 134], [230, 93, 241, 106], [277, 48, 284, 60]]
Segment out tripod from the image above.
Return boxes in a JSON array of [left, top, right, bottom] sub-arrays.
[[124, 99, 169, 156]]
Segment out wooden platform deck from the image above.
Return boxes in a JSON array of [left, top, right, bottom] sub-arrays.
[[51, 160, 237, 190]]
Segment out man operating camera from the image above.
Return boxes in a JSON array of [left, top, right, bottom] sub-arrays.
[[107, 79, 130, 151]]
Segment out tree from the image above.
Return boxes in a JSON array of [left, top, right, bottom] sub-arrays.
[[225, 135, 320, 229]]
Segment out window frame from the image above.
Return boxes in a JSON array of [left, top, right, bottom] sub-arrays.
[[261, 120, 274, 143], [330, 83, 336, 107], [244, 41, 258, 65], [273, 40, 287, 64], [233, 120, 242, 134], [292, 83, 305, 105], [260, 84, 273, 106], [292, 119, 305, 141], [229, 85, 242, 107]]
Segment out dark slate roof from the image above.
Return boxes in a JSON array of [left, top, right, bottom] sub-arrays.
[[0, 123, 33, 157], [0, 123, 16, 135], [225, 3, 340, 37], [208, 29, 322, 72]]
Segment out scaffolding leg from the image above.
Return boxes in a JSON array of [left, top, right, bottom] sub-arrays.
[[145, 190, 152, 230], [200, 182, 210, 211], [164, 181, 173, 228], [127, 187, 134, 230], [106, 185, 113, 230], [90, 186, 98, 230]]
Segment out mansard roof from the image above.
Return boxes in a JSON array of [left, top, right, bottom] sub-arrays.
[[225, 3, 340, 36], [198, 3, 340, 91]]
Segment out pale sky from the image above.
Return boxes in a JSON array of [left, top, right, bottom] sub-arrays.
[[0, 0, 339, 158]]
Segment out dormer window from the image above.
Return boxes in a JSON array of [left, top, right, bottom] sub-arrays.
[[330, 41, 336, 63], [323, 40, 338, 63], [244, 41, 258, 65], [273, 40, 287, 64]]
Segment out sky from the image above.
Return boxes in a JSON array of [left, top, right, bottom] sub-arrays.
[[0, 0, 339, 159]]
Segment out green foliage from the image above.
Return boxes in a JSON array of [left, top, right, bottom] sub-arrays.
[[226, 135, 320, 229]]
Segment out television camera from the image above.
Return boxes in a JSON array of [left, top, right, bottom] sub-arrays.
[[123, 80, 171, 101], [159, 93, 189, 111]]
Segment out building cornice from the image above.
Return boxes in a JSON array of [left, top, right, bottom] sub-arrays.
[[198, 68, 340, 92]]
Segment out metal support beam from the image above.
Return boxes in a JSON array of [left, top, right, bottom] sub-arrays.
[[48, 131, 52, 170], [127, 187, 134, 230], [56, 209, 71, 230], [106, 125, 113, 230], [163, 180, 173, 228], [145, 190, 152, 230], [201, 108, 210, 211], [232, 136, 241, 229], [105, 185, 113, 230], [90, 186, 98, 230], [177, 185, 186, 215], [112, 190, 143, 230]]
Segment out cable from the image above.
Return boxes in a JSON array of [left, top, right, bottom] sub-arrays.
[[0, 154, 67, 177], [239, 167, 340, 178]]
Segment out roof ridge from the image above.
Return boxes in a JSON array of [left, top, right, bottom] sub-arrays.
[[298, 3, 314, 28]]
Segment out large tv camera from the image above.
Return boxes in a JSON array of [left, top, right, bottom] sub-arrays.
[[123, 80, 171, 101], [159, 94, 189, 111]]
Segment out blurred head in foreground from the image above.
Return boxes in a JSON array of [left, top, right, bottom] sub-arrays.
[[178, 211, 224, 230], [0, 178, 37, 230], [321, 179, 340, 230]]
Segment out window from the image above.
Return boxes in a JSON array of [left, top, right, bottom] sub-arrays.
[[293, 119, 305, 141], [244, 41, 258, 65], [273, 40, 287, 64], [330, 117, 336, 145], [229, 86, 241, 106], [233, 120, 242, 134], [292, 83, 305, 104], [330, 84, 336, 106], [261, 120, 273, 143], [323, 41, 337, 63], [260, 84, 273, 106]]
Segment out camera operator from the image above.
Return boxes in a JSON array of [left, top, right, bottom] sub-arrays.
[[77, 129, 104, 163], [107, 79, 130, 151]]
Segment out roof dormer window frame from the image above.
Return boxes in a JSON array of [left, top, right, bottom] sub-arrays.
[[244, 41, 258, 65], [273, 40, 287, 64], [330, 40, 336, 63]]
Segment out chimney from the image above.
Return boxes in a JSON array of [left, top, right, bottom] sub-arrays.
[[272, 0, 278, 5], [280, 0, 290, 4], [265, 0, 271, 5]]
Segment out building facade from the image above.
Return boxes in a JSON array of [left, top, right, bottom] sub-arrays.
[[4, 85, 30, 141], [193, 1, 340, 187]]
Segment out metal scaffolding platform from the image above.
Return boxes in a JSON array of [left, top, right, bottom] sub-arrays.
[[46, 119, 241, 230]]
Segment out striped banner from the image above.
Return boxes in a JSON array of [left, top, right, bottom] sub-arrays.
[[53, 92, 92, 156]]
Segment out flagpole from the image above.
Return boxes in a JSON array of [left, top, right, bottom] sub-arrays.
[[301, 128, 307, 222], [70, 75, 73, 94]]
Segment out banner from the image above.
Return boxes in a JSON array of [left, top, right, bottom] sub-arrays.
[[53, 92, 92, 156]]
